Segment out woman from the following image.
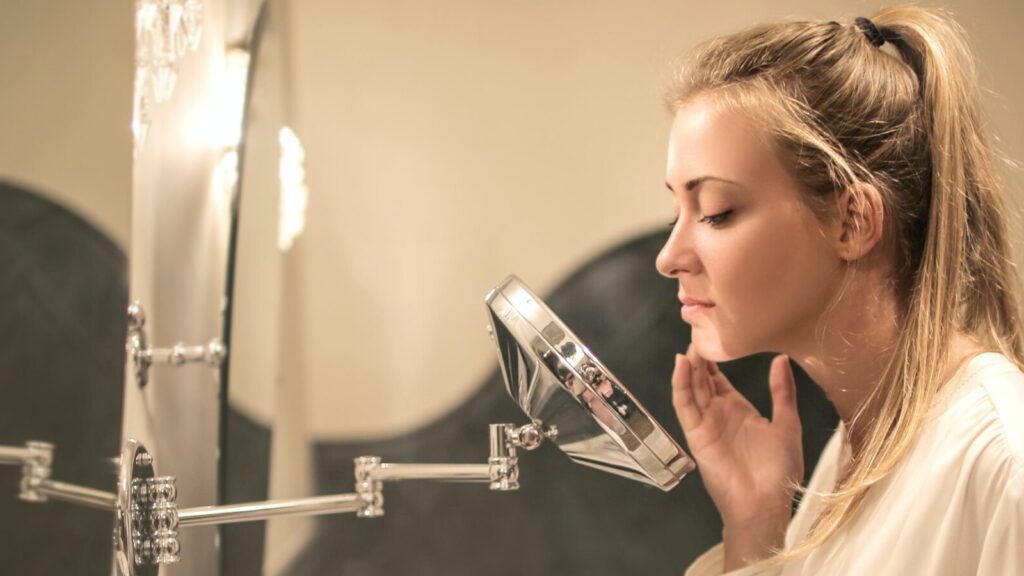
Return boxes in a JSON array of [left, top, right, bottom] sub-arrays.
[[655, 6, 1024, 574]]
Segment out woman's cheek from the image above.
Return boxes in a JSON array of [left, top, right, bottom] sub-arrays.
[[724, 224, 783, 297], [716, 224, 800, 343]]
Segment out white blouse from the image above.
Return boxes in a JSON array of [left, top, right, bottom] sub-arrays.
[[685, 351, 1024, 575]]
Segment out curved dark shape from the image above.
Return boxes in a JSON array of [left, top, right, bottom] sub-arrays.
[[0, 179, 127, 574], [286, 229, 838, 575]]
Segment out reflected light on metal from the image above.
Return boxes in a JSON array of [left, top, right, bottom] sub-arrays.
[[278, 126, 309, 252]]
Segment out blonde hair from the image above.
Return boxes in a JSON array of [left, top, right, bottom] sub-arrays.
[[668, 5, 1024, 564]]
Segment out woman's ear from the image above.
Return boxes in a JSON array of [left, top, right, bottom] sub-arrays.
[[833, 182, 885, 262]]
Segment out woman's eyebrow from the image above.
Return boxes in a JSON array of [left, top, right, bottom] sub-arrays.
[[665, 176, 746, 194]]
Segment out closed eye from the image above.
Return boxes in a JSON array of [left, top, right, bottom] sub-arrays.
[[699, 210, 733, 228], [667, 210, 733, 229]]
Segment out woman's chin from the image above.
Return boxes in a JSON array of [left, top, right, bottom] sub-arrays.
[[690, 334, 743, 363]]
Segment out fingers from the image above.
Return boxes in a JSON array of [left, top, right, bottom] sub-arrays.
[[685, 344, 737, 397], [687, 343, 713, 410], [671, 353, 702, 431], [769, 354, 801, 430]]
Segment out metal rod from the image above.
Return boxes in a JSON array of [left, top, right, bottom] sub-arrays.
[[371, 463, 491, 482], [0, 446, 31, 465], [147, 345, 205, 365], [178, 493, 364, 527], [36, 480, 117, 511]]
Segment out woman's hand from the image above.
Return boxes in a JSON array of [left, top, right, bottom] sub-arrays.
[[672, 344, 804, 570]]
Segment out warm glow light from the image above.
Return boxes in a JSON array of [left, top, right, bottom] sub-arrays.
[[218, 49, 251, 148], [132, 0, 204, 156], [213, 150, 239, 208], [278, 127, 309, 252]]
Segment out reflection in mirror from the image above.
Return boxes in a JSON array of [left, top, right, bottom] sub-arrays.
[[0, 2, 132, 574]]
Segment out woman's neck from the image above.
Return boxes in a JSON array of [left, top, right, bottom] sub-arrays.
[[783, 273, 981, 454]]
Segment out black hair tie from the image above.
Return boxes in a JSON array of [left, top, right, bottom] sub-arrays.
[[855, 16, 886, 47]]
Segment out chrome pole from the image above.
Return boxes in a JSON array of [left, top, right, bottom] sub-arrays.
[[370, 463, 492, 482], [0, 446, 32, 465], [145, 340, 226, 366], [36, 480, 117, 511], [178, 493, 364, 527]]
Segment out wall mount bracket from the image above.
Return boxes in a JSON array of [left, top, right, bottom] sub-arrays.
[[126, 300, 227, 388]]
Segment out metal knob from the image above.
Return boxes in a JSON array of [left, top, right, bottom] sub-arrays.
[[132, 477, 180, 565]]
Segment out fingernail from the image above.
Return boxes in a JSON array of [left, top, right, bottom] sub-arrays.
[[708, 361, 718, 375]]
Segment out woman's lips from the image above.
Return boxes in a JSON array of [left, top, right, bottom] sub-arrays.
[[681, 297, 714, 307], [680, 298, 715, 321]]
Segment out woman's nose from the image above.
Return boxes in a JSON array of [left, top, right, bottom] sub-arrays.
[[656, 226, 699, 278]]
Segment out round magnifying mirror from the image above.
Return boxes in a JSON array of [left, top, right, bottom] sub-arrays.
[[485, 275, 695, 491]]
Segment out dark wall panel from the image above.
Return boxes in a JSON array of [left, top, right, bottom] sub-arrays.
[[0, 181, 127, 575]]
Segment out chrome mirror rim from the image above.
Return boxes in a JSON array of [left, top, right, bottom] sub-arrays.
[[484, 274, 695, 490]]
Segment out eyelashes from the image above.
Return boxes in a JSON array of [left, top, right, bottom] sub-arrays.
[[701, 210, 733, 228], [667, 210, 733, 229]]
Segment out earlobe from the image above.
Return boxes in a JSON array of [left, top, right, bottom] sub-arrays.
[[834, 182, 885, 262]]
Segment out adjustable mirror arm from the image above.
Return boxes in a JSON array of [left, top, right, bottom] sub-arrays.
[[0, 442, 118, 511], [114, 422, 557, 573], [175, 422, 555, 526]]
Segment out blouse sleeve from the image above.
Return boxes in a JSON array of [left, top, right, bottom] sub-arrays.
[[976, 468, 1024, 574]]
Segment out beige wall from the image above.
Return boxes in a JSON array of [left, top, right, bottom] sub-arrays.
[[281, 0, 1024, 441], [0, 0, 133, 249]]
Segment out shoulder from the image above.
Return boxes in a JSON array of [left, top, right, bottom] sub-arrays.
[[935, 351, 1024, 490], [975, 353, 1024, 468]]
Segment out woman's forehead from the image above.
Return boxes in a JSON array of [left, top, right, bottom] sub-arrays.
[[667, 97, 787, 192]]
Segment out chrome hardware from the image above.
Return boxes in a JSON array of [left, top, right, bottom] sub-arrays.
[[487, 424, 519, 491], [485, 275, 696, 490], [13, 441, 52, 502], [349, 422, 552, 516], [354, 456, 384, 518], [1, 441, 118, 510], [177, 493, 365, 527], [132, 477, 180, 565], [509, 422, 558, 451], [111, 424, 543, 573], [115, 439, 166, 576], [126, 300, 228, 388]]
